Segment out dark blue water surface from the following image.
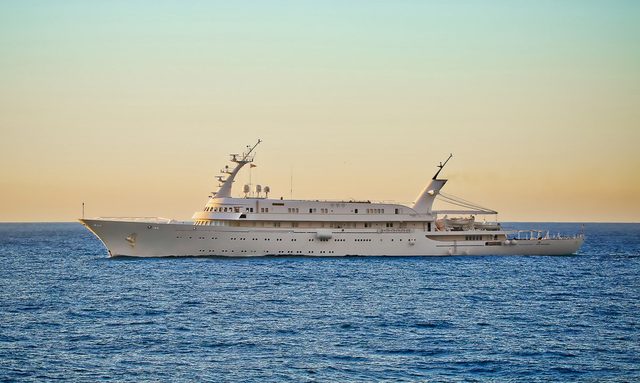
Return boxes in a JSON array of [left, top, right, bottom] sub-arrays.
[[1, 223, 639, 382]]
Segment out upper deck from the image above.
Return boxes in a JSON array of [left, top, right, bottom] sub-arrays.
[[192, 197, 431, 223]]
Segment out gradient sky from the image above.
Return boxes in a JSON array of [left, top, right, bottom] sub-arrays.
[[1, 0, 639, 222]]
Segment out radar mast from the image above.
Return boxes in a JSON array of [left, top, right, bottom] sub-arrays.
[[214, 139, 262, 198]]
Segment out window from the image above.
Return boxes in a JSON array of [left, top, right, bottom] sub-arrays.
[[395, 208, 399, 214], [355, 209, 358, 214]]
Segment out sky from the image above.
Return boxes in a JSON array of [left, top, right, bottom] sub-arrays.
[[1, 0, 639, 222]]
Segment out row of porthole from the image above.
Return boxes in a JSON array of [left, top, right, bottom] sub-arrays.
[[181, 236, 414, 242], [177, 236, 220, 240], [196, 249, 335, 255], [179, 236, 299, 242], [198, 249, 252, 253]]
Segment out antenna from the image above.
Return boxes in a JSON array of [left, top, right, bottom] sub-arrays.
[[290, 166, 293, 199], [433, 153, 453, 180], [241, 139, 262, 162]]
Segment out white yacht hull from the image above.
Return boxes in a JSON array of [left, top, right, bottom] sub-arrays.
[[81, 219, 583, 258]]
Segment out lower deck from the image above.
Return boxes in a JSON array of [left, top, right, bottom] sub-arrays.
[[81, 219, 583, 257]]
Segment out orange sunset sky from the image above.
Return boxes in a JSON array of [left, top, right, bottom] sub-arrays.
[[1, 1, 639, 222]]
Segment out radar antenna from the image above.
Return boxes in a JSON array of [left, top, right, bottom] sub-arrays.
[[214, 139, 263, 198], [231, 139, 262, 163], [433, 153, 453, 180]]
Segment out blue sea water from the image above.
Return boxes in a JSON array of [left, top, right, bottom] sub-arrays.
[[0, 223, 639, 382]]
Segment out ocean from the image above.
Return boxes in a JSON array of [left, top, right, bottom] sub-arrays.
[[1, 222, 638, 382]]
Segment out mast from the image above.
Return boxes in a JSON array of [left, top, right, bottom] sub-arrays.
[[432, 153, 452, 180], [214, 139, 261, 198], [412, 154, 452, 214]]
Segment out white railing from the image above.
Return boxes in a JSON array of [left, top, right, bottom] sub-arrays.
[[96, 217, 178, 224], [506, 230, 584, 241], [377, 228, 413, 233]]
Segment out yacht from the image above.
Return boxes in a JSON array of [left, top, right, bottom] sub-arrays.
[[80, 140, 583, 257]]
